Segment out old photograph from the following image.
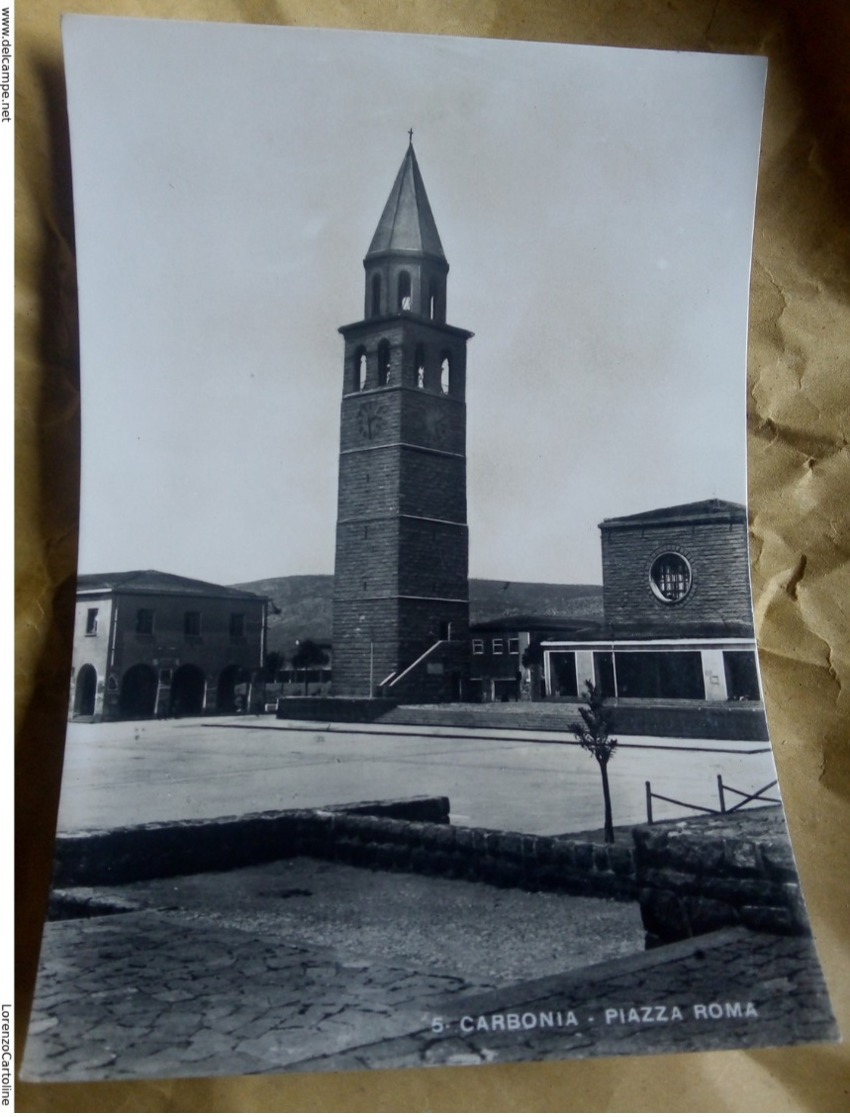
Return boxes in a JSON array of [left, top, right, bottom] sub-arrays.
[[22, 16, 836, 1081]]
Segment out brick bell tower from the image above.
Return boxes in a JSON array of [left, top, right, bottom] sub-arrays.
[[332, 139, 473, 701]]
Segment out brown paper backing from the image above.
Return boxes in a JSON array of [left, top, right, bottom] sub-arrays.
[[14, 0, 850, 1110]]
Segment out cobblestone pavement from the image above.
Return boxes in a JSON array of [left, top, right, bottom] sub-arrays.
[[23, 908, 484, 1082], [22, 860, 837, 1082], [288, 929, 839, 1073]]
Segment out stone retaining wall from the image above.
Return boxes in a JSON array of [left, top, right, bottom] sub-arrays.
[[607, 702, 769, 742], [52, 798, 806, 945], [52, 797, 635, 900], [372, 701, 769, 741], [277, 697, 398, 722], [52, 796, 449, 888], [632, 819, 808, 945], [321, 796, 450, 822], [317, 815, 637, 899]]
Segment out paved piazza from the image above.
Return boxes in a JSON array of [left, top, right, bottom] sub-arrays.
[[56, 714, 778, 835], [24, 715, 833, 1083]]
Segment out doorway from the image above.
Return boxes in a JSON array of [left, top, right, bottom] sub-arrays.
[[74, 664, 97, 716]]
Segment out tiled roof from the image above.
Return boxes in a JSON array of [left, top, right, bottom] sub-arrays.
[[76, 570, 267, 601]]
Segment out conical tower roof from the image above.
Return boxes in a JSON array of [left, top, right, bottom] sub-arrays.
[[366, 142, 446, 262]]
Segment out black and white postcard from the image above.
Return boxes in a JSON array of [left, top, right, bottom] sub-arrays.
[[22, 16, 837, 1081]]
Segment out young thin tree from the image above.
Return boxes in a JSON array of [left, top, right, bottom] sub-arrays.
[[521, 638, 545, 701], [569, 679, 618, 843]]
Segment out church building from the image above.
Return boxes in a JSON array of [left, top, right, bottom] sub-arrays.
[[540, 499, 763, 709], [332, 141, 473, 701]]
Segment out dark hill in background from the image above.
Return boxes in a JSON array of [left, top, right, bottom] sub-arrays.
[[232, 575, 603, 658], [232, 575, 333, 657], [470, 580, 602, 627]]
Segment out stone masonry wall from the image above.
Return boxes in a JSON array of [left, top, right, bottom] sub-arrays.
[[397, 520, 468, 601], [335, 447, 402, 522], [597, 701, 768, 741], [633, 814, 808, 946], [52, 797, 450, 888], [323, 817, 637, 898], [52, 798, 806, 946], [51, 798, 635, 900], [276, 697, 399, 722], [601, 516, 753, 630], [368, 699, 768, 741]]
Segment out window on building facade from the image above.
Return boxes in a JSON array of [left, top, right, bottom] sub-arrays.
[[649, 552, 692, 602], [723, 650, 761, 701], [593, 651, 616, 698], [229, 613, 245, 639], [184, 610, 202, 637], [136, 608, 155, 635], [85, 608, 98, 635], [616, 650, 704, 700], [550, 651, 578, 697], [415, 344, 425, 388], [472, 639, 484, 654], [371, 274, 381, 317], [439, 621, 452, 640], [492, 639, 503, 655], [508, 638, 519, 655], [429, 280, 437, 320]]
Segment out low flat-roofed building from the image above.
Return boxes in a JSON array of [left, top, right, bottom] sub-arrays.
[[69, 570, 268, 721], [469, 617, 600, 702]]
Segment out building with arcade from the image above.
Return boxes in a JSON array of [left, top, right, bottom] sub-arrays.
[[69, 570, 267, 721]]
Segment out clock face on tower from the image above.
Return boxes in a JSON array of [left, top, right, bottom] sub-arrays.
[[357, 400, 385, 442], [424, 404, 449, 446]]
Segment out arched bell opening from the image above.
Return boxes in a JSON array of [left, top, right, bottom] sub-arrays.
[[398, 270, 411, 311]]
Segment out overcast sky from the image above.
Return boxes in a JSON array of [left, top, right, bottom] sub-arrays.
[[63, 18, 766, 586]]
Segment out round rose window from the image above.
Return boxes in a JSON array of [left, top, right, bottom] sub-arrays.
[[649, 552, 692, 603]]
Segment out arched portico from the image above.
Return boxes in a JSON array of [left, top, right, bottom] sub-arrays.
[[217, 663, 250, 714], [119, 663, 158, 719], [170, 664, 206, 717], [73, 664, 98, 717]]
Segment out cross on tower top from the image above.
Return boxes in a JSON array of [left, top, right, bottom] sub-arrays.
[[365, 139, 446, 262]]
